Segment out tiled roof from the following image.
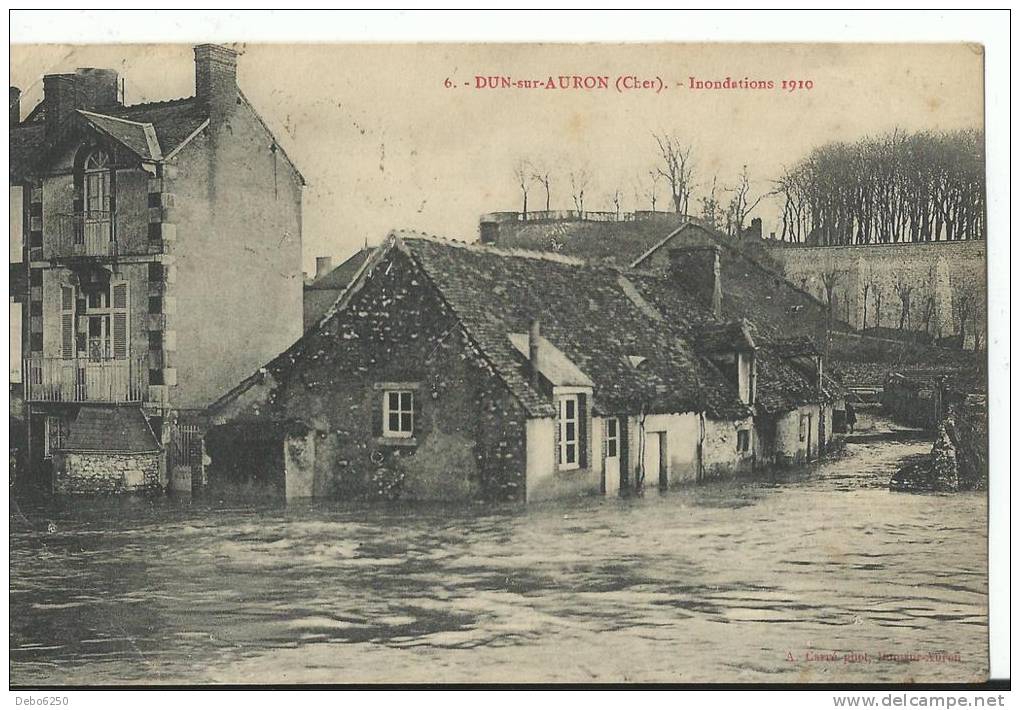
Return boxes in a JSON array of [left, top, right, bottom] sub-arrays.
[[225, 231, 828, 422], [78, 111, 163, 161], [9, 97, 208, 179], [491, 216, 685, 265], [496, 217, 835, 343], [62, 406, 161, 453], [626, 271, 828, 414], [770, 335, 821, 358], [394, 232, 749, 419], [105, 97, 208, 154]]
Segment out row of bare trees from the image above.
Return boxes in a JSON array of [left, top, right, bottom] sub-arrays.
[[511, 133, 769, 238], [775, 129, 985, 244], [811, 256, 984, 347]]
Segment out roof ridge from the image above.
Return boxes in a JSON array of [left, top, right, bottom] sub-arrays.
[[393, 229, 590, 267], [114, 95, 197, 111]]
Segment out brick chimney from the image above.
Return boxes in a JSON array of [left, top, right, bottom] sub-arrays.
[[9, 86, 20, 126], [42, 73, 79, 141], [194, 44, 238, 125], [314, 256, 333, 280], [669, 246, 722, 318], [528, 319, 542, 390]]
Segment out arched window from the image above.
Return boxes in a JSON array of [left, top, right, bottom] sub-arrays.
[[83, 149, 112, 216], [75, 148, 114, 247]]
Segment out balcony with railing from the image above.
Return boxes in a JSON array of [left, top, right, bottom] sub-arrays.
[[48, 211, 118, 259], [24, 355, 147, 403]]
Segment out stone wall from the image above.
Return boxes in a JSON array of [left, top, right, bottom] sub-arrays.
[[57, 451, 161, 494], [764, 240, 986, 348]]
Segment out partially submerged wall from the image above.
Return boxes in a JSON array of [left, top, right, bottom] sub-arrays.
[[57, 451, 161, 494]]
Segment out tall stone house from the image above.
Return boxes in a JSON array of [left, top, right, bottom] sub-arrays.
[[208, 231, 840, 502], [9, 44, 303, 494]]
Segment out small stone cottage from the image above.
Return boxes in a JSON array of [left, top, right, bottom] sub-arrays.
[[208, 231, 781, 502]]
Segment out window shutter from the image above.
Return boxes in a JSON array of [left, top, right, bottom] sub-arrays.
[[112, 281, 129, 359], [60, 285, 74, 359], [619, 419, 629, 488], [411, 390, 422, 437], [578, 394, 588, 469], [554, 398, 562, 466], [371, 391, 384, 438]]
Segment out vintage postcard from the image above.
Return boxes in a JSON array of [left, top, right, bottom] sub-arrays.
[[8, 32, 995, 687]]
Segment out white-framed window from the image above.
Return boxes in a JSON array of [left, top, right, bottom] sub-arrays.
[[605, 417, 619, 459], [383, 390, 414, 438], [737, 429, 750, 453], [799, 414, 810, 442], [44, 416, 62, 459], [73, 281, 129, 360], [559, 394, 580, 470]]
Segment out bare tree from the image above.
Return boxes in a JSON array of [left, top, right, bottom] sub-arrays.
[[653, 133, 695, 214], [569, 168, 591, 214], [821, 268, 842, 322], [643, 169, 661, 212], [874, 284, 884, 330], [699, 175, 724, 228], [608, 186, 622, 217], [725, 165, 768, 238], [773, 128, 984, 245], [919, 257, 940, 338], [894, 279, 914, 331], [950, 273, 979, 349], [860, 280, 871, 331], [513, 159, 530, 217], [531, 163, 552, 212]]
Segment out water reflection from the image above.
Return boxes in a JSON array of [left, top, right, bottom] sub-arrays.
[[10, 423, 987, 684]]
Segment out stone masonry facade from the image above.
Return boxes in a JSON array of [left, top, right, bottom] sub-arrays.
[[57, 451, 162, 494]]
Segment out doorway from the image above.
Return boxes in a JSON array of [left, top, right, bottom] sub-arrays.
[[603, 417, 620, 495], [642, 430, 668, 490]]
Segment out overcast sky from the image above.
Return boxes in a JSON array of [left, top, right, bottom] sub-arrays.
[[11, 43, 984, 274]]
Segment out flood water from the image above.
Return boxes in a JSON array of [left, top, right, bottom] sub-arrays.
[[10, 415, 987, 685]]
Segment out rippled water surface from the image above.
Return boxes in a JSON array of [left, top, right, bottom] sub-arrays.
[[10, 416, 987, 684]]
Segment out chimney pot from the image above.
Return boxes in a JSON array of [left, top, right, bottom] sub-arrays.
[[9, 86, 21, 126], [528, 319, 541, 390], [668, 246, 723, 318], [314, 256, 334, 280]]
